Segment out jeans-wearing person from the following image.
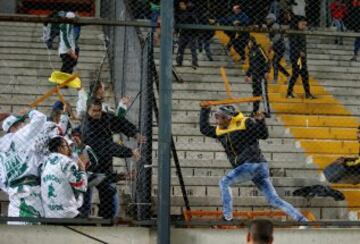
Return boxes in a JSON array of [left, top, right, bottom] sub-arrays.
[[351, 37, 360, 61], [332, 19, 345, 44], [79, 180, 120, 218], [219, 162, 306, 221], [200, 106, 307, 222]]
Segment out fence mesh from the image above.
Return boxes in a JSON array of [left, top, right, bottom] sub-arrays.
[[0, 0, 359, 227]]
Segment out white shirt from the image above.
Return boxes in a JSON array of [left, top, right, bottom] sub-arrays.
[[41, 153, 87, 218]]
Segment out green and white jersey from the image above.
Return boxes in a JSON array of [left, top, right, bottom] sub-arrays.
[[59, 23, 75, 55], [0, 110, 48, 190], [41, 153, 87, 218]]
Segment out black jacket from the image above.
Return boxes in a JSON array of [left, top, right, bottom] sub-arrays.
[[200, 108, 269, 168], [289, 27, 306, 61], [82, 112, 138, 173], [246, 45, 270, 77], [175, 9, 198, 35]]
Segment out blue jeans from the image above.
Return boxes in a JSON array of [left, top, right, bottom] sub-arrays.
[[219, 162, 307, 222], [79, 180, 120, 219], [332, 19, 345, 43]]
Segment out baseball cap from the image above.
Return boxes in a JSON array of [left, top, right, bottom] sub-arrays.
[[215, 105, 237, 117], [2, 115, 25, 133], [66, 12, 76, 19], [52, 100, 64, 111]]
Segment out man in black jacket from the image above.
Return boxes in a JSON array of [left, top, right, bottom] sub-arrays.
[[287, 16, 315, 99], [245, 36, 271, 117], [199, 104, 307, 222], [81, 98, 144, 218], [175, 0, 199, 68]]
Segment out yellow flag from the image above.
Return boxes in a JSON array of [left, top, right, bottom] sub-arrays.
[[49, 71, 81, 89]]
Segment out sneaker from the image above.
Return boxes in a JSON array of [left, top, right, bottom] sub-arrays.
[[350, 56, 357, 61], [305, 93, 316, 99], [286, 92, 296, 98], [207, 55, 214, 61], [192, 61, 199, 69]]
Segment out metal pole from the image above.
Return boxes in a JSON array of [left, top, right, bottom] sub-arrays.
[[158, 0, 173, 243]]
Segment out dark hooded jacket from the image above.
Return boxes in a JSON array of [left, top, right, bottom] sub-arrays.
[[200, 108, 269, 168]]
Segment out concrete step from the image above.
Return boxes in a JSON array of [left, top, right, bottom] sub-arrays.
[[0, 67, 110, 78], [114, 158, 312, 170], [0, 75, 110, 85], [155, 185, 316, 198], [0, 53, 106, 64], [151, 176, 319, 187], [0, 47, 105, 57], [159, 195, 346, 208], [0, 35, 104, 45], [0, 59, 108, 71], [152, 141, 303, 154], [0, 41, 105, 51]]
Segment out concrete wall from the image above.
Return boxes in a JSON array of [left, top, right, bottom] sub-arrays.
[[1, 225, 360, 244]]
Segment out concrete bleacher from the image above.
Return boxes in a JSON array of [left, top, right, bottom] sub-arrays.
[[0, 21, 358, 221], [147, 31, 359, 220]]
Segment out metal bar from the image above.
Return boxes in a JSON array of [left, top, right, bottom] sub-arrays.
[[1, 14, 360, 37], [136, 33, 153, 221], [158, 0, 174, 242], [0, 217, 112, 225], [151, 50, 191, 215]]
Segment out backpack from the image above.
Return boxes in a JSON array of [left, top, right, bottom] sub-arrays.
[[293, 185, 345, 201]]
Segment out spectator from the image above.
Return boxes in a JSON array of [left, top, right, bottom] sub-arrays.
[[245, 36, 271, 117], [49, 101, 73, 137], [198, 12, 216, 61], [251, 0, 271, 26], [265, 14, 291, 84], [76, 81, 130, 120], [42, 11, 66, 50], [149, 0, 160, 44], [81, 98, 144, 218], [0, 110, 48, 220], [330, 0, 348, 45], [287, 15, 315, 99], [348, 0, 360, 61], [199, 105, 308, 223], [41, 136, 88, 218], [246, 219, 274, 244], [59, 12, 78, 74], [175, 0, 199, 69], [269, 0, 282, 20], [219, 5, 250, 63], [305, 0, 321, 28]]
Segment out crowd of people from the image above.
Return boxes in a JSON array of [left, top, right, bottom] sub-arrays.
[[0, 79, 145, 221], [0, 0, 359, 225]]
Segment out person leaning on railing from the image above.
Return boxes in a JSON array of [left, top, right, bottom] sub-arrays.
[[80, 98, 145, 219]]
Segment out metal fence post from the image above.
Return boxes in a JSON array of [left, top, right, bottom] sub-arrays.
[[158, 0, 174, 243]]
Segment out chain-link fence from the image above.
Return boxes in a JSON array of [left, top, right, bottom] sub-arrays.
[[0, 0, 359, 231]]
